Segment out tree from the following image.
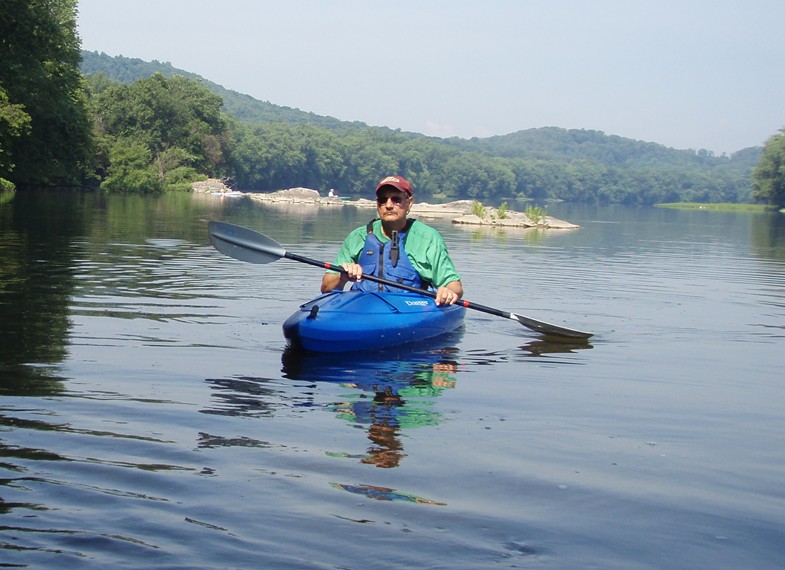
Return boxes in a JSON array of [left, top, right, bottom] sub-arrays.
[[752, 128, 785, 208], [0, 0, 93, 186], [0, 86, 32, 190], [101, 140, 161, 193], [91, 74, 230, 191]]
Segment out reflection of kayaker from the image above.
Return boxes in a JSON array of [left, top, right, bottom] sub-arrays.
[[284, 348, 461, 468], [330, 482, 446, 505], [330, 360, 459, 468], [280, 342, 462, 383]]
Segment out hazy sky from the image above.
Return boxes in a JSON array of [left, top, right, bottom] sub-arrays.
[[76, 0, 785, 154]]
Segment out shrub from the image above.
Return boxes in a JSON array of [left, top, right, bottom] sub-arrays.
[[525, 204, 547, 223]]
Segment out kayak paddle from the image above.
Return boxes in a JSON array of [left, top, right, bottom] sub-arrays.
[[208, 221, 593, 339]]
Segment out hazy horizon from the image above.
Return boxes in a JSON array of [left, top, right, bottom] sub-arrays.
[[77, 0, 785, 155]]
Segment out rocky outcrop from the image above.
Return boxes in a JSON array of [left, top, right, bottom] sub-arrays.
[[246, 187, 344, 205], [249, 187, 319, 202], [192, 178, 234, 194], [452, 211, 579, 229], [196, 182, 579, 229]]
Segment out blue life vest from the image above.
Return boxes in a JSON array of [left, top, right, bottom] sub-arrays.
[[352, 219, 427, 292]]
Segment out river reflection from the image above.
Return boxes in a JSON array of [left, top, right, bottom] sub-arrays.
[[3, 190, 785, 569], [284, 345, 462, 468], [197, 349, 462, 468], [515, 336, 594, 359], [328, 358, 459, 469], [276, 332, 593, 467]]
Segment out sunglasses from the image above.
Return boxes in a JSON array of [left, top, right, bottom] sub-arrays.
[[376, 194, 407, 205]]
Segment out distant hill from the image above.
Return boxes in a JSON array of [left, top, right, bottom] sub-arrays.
[[80, 51, 369, 132], [447, 127, 759, 173], [80, 50, 759, 186]]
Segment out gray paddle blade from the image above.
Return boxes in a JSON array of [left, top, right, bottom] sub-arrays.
[[208, 221, 286, 264], [509, 311, 593, 339]]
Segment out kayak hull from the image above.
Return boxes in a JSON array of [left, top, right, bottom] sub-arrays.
[[282, 290, 466, 353]]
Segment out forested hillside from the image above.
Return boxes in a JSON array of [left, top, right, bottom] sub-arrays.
[[79, 50, 760, 205], [80, 51, 366, 132], [1, 5, 770, 205]]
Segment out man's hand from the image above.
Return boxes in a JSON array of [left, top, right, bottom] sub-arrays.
[[342, 263, 363, 282], [435, 282, 463, 306]]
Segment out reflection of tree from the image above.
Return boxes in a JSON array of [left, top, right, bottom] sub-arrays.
[[1, 188, 250, 396], [200, 376, 293, 418], [750, 211, 785, 261], [0, 192, 85, 395]]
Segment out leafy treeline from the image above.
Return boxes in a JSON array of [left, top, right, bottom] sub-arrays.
[[88, 73, 230, 192], [752, 128, 785, 207], [0, 5, 773, 206], [80, 51, 366, 132], [225, 122, 758, 204], [1, 0, 93, 189], [79, 51, 762, 205]]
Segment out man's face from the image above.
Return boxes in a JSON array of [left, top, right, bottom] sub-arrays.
[[376, 189, 411, 225]]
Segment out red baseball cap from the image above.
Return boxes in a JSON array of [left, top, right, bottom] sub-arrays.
[[375, 175, 413, 197]]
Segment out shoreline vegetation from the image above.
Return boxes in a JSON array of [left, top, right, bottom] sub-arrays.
[[655, 202, 774, 212], [193, 179, 580, 229]]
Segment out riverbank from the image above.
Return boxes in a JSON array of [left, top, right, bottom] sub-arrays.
[[193, 180, 580, 229], [655, 202, 772, 212]]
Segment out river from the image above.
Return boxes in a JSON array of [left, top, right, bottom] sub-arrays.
[[1, 190, 783, 569]]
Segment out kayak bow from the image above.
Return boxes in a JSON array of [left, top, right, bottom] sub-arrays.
[[282, 290, 466, 353]]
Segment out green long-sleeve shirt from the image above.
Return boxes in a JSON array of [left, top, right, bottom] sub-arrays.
[[329, 219, 461, 288]]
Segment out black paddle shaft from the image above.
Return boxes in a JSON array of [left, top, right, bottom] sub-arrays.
[[286, 254, 593, 340], [208, 221, 593, 339]]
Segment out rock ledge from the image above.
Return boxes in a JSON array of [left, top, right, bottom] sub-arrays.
[[193, 180, 579, 229]]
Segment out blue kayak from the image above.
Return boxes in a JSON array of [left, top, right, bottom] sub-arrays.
[[282, 290, 466, 353]]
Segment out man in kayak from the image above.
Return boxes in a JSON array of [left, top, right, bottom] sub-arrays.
[[320, 175, 464, 306]]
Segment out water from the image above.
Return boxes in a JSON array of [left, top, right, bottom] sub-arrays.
[[1, 190, 784, 569]]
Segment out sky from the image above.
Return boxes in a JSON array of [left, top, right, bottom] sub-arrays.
[[76, 0, 785, 155]]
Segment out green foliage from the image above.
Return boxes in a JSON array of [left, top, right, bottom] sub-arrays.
[[92, 74, 228, 172], [525, 205, 547, 223], [752, 128, 785, 208], [471, 201, 486, 218], [99, 138, 206, 193], [223, 118, 758, 204], [101, 140, 161, 193], [656, 202, 771, 211], [90, 74, 230, 192], [498, 202, 508, 219], [1, 178, 16, 193], [0, 86, 31, 182], [153, 147, 201, 191], [79, 52, 763, 203], [0, 0, 93, 186], [81, 51, 367, 133]]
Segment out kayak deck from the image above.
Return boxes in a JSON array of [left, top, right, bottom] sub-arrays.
[[282, 290, 466, 353]]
